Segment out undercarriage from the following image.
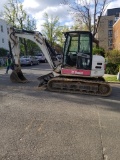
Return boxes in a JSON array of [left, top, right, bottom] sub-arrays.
[[47, 77, 112, 97], [37, 73, 112, 96], [10, 68, 112, 97]]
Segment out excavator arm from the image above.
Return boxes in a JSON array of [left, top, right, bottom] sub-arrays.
[[9, 27, 57, 69], [9, 27, 59, 84]]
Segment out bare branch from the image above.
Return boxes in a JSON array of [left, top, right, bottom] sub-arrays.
[[62, 0, 112, 46]]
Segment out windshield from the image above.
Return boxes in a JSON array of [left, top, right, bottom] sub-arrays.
[[64, 32, 91, 54], [69, 36, 78, 52], [79, 34, 90, 53]]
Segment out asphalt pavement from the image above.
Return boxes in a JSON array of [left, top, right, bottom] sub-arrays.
[[0, 64, 120, 160]]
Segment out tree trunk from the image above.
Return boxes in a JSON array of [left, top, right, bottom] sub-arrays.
[[93, 36, 99, 48]]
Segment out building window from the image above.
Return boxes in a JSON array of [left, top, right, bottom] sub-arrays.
[[115, 17, 119, 22], [2, 38, 4, 43], [1, 25, 3, 32], [108, 20, 113, 27], [108, 30, 113, 37], [108, 39, 112, 47]]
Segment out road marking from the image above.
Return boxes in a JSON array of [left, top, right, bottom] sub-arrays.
[[25, 119, 34, 130], [37, 120, 46, 132]]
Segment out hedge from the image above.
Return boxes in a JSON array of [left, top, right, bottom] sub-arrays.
[[105, 63, 119, 75]]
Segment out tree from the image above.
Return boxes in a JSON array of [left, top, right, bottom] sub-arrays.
[[0, 48, 9, 56], [93, 47, 105, 57], [3, 0, 18, 27], [62, 0, 112, 47], [42, 13, 62, 47], [106, 50, 120, 64], [18, 15, 37, 55], [3, 0, 37, 55], [3, 0, 36, 29], [56, 25, 69, 48]]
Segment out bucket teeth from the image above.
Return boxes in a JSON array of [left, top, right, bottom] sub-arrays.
[[10, 70, 28, 83], [37, 72, 54, 87]]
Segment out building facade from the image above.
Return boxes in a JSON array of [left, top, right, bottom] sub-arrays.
[[113, 18, 120, 50], [97, 15, 115, 51], [0, 19, 9, 51], [97, 8, 120, 51], [107, 8, 120, 17]]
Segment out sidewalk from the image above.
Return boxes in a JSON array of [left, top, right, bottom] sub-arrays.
[[104, 74, 120, 84], [104, 74, 116, 77]]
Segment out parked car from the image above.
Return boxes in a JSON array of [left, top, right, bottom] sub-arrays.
[[20, 56, 39, 66], [56, 54, 62, 62], [35, 53, 47, 63]]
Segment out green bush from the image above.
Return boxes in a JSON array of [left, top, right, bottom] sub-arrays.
[[105, 50, 120, 64], [105, 63, 119, 75], [105, 50, 120, 75], [93, 47, 105, 57], [0, 48, 9, 57]]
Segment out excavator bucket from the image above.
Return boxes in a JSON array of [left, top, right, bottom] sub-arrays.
[[37, 72, 54, 87], [10, 68, 29, 83]]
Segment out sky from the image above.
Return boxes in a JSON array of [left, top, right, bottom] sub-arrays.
[[1, 0, 120, 31]]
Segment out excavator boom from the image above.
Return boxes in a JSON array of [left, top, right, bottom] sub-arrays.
[[9, 27, 60, 84], [9, 27, 56, 70]]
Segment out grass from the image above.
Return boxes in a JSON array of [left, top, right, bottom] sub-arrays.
[[104, 75, 120, 82]]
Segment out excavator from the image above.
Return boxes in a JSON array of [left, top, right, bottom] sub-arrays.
[[9, 27, 112, 96]]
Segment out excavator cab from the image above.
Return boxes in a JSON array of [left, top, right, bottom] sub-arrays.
[[63, 31, 92, 70], [60, 31, 93, 77]]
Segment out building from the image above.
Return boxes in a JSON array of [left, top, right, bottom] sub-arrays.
[[0, 19, 9, 51], [97, 15, 115, 50], [113, 18, 120, 50], [107, 8, 120, 17], [97, 8, 120, 51]]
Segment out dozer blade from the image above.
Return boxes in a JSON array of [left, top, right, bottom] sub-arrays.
[[10, 70, 29, 83], [37, 72, 54, 87]]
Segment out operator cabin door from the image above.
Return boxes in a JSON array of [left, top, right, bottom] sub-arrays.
[[63, 31, 92, 71], [76, 32, 92, 70]]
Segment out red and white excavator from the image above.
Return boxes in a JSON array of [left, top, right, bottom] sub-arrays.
[[9, 27, 112, 96]]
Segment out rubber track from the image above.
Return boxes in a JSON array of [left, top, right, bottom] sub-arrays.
[[47, 77, 112, 97]]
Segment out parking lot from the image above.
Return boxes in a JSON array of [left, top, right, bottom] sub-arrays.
[[0, 63, 120, 160]]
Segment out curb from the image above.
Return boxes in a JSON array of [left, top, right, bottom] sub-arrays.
[[107, 81, 120, 84]]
